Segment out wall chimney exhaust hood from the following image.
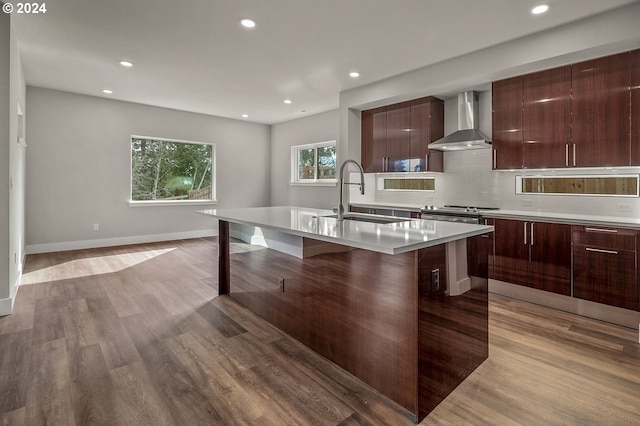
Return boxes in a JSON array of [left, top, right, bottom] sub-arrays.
[[428, 91, 491, 151]]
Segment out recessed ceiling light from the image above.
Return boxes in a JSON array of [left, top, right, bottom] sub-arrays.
[[242, 114, 249, 118], [119, 60, 133, 67], [349, 71, 360, 78], [102, 89, 113, 94], [283, 99, 292, 104], [531, 4, 549, 14], [240, 18, 256, 28]]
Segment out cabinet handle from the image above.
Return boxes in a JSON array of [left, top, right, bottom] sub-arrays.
[[585, 247, 618, 255], [585, 227, 618, 234], [425, 154, 429, 171], [530, 222, 534, 246], [524, 222, 528, 245], [572, 144, 576, 166], [493, 149, 497, 169], [565, 144, 569, 167]]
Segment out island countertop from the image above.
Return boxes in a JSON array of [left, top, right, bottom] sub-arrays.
[[199, 206, 493, 255]]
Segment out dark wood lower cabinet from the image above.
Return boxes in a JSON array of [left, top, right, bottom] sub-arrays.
[[572, 225, 638, 311], [529, 222, 571, 295], [573, 246, 637, 310], [491, 219, 571, 296]]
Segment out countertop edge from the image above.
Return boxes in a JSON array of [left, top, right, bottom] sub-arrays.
[[199, 208, 493, 255]]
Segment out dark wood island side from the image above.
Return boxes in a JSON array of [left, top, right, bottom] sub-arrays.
[[203, 206, 492, 423]]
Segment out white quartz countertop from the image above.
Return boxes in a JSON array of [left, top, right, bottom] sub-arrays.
[[199, 206, 493, 255], [482, 209, 640, 229]]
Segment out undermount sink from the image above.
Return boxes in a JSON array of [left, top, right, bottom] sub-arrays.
[[322, 213, 411, 224]]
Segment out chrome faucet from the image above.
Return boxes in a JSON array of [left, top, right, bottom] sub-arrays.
[[337, 159, 365, 221]]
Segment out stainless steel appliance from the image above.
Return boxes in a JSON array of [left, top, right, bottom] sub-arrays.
[[428, 91, 491, 151], [420, 205, 497, 224]]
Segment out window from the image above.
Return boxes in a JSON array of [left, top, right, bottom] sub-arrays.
[[291, 140, 337, 185], [517, 174, 639, 197], [380, 177, 435, 191], [130, 136, 216, 205]]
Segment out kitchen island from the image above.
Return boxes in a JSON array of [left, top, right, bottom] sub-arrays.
[[199, 206, 493, 422]]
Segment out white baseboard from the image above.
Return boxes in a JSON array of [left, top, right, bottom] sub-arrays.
[[25, 229, 218, 255], [0, 273, 21, 316], [0, 297, 12, 316]]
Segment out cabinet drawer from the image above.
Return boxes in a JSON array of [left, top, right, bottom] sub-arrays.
[[571, 225, 636, 251], [572, 244, 637, 310]]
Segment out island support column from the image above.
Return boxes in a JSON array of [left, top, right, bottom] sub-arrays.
[[218, 220, 230, 295]]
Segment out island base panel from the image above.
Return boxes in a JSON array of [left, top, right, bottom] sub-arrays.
[[218, 233, 488, 422]]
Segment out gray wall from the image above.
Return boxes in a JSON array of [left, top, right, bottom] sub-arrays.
[[26, 87, 270, 252], [270, 109, 338, 209], [0, 11, 10, 304], [1, 11, 27, 315]]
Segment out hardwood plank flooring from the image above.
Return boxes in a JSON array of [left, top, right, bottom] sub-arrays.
[[0, 237, 638, 425]]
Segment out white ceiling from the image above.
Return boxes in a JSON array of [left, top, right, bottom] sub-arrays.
[[13, 0, 639, 124]]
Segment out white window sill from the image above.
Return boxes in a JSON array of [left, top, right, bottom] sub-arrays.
[[289, 181, 337, 187], [129, 199, 218, 207]]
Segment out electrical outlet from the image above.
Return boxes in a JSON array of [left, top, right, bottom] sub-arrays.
[[430, 269, 440, 292], [522, 199, 534, 207], [278, 277, 285, 292], [93, 223, 100, 231], [617, 203, 633, 212]]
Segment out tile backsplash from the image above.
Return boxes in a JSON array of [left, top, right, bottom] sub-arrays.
[[350, 148, 640, 218]]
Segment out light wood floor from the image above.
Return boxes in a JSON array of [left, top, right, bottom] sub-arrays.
[[1, 237, 639, 425]]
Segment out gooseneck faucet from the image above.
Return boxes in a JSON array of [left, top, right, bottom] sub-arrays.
[[337, 159, 365, 221]]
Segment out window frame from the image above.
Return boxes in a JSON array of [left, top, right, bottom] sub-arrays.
[[515, 174, 640, 197], [129, 135, 217, 207], [290, 140, 337, 187]]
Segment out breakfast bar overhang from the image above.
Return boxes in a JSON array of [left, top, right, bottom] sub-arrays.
[[200, 206, 493, 423]]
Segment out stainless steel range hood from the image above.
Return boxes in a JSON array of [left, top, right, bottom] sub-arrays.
[[428, 91, 491, 151]]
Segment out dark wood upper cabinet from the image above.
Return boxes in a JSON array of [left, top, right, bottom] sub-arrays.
[[492, 76, 523, 169], [522, 66, 572, 168], [361, 106, 387, 173], [572, 52, 631, 167], [361, 97, 444, 173], [631, 49, 640, 165], [386, 101, 411, 166], [410, 98, 444, 172]]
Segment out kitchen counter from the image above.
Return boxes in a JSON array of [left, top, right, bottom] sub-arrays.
[[200, 206, 492, 255], [200, 206, 490, 422], [482, 209, 640, 229]]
